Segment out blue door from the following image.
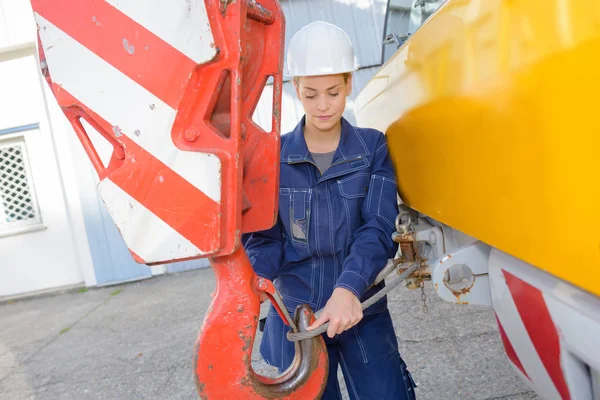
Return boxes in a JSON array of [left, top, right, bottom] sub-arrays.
[[82, 190, 152, 286]]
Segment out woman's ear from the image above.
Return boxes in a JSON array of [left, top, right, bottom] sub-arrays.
[[293, 77, 301, 100], [346, 74, 353, 97]]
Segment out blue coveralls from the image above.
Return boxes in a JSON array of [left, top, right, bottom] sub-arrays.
[[244, 117, 417, 399]]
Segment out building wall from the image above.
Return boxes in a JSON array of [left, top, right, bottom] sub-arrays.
[[0, 0, 96, 297]]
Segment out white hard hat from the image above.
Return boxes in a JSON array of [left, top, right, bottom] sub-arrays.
[[285, 21, 359, 77]]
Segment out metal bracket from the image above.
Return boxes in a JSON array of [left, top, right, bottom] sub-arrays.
[[431, 241, 492, 306], [384, 33, 411, 49], [256, 277, 298, 332]]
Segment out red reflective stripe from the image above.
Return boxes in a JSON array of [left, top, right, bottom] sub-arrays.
[[503, 270, 571, 400], [33, 0, 195, 109], [495, 314, 530, 380], [57, 86, 220, 254]]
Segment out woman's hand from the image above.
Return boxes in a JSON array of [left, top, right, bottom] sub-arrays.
[[307, 287, 363, 338]]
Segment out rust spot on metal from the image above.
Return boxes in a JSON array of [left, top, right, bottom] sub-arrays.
[[239, 331, 252, 352], [440, 254, 453, 264], [448, 275, 475, 303]]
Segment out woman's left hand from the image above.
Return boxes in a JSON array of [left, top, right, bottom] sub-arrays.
[[307, 287, 363, 338]]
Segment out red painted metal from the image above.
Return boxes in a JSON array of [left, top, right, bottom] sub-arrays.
[[171, 0, 284, 248], [503, 271, 571, 400], [256, 276, 294, 327], [194, 248, 329, 399]]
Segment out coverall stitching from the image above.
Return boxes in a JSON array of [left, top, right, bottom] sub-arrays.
[[379, 175, 397, 185], [345, 271, 369, 285], [366, 176, 374, 214], [309, 257, 316, 304], [338, 144, 347, 160], [341, 194, 351, 245], [319, 163, 371, 184], [326, 181, 340, 280], [314, 187, 325, 307], [350, 125, 371, 156], [280, 293, 315, 306], [335, 283, 360, 299], [352, 326, 369, 363], [375, 142, 387, 154], [281, 134, 291, 159], [339, 351, 361, 399], [338, 173, 370, 199], [378, 215, 395, 231], [377, 176, 384, 217], [339, 172, 370, 183]]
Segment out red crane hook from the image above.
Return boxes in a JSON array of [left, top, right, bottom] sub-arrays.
[[194, 248, 329, 399]]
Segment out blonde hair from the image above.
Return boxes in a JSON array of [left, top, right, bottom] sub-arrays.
[[293, 73, 351, 85]]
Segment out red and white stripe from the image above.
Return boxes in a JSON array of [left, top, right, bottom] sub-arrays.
[[490, 249, 600, 400], [32, 0, 223, 263]]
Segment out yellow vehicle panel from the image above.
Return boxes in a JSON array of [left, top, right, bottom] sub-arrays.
[[355, 0, 600, 297]]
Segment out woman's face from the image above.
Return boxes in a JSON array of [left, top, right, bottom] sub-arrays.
[[294, 74, 352, 133]]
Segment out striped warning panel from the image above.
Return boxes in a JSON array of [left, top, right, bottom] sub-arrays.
[[32, 0, 223, 263]]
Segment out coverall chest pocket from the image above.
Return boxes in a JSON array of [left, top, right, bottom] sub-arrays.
[[279, 188, 313, 246], [337, 173, 370, 231]]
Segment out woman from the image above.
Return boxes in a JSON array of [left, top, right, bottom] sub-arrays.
[[244, 21, 417, 399]]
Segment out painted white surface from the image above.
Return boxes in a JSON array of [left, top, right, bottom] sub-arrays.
[[36, 14, 222, 203], [39, 73, 98, 290], [489, 250, 564, 400], [98, 179, 208, 262], [105, 0, 217, 64], [0, 55, 92, 297], [0, 0, 36, 51]]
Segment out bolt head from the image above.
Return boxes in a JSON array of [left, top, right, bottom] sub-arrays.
[[258, 279, 268, 290]]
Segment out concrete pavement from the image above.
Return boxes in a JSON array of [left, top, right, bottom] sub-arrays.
[[0, 268, 538, 399]]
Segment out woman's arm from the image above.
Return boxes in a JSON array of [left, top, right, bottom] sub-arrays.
[[242, 216, 286, 281], [309, 132, 399, 338], [335, 132, 399, 298]]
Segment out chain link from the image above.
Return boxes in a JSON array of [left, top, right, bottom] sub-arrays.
[[420, 279, 428, 313]]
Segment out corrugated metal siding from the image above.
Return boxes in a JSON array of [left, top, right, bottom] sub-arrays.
[[280, 0, 388, 72], [383, 0, 412, 62]]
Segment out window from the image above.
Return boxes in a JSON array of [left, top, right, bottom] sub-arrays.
[[382, 0, 447, 63], [0, 136, 43, 236]]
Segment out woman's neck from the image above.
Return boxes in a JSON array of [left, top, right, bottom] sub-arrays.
[[304, 119, 342, 153]]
